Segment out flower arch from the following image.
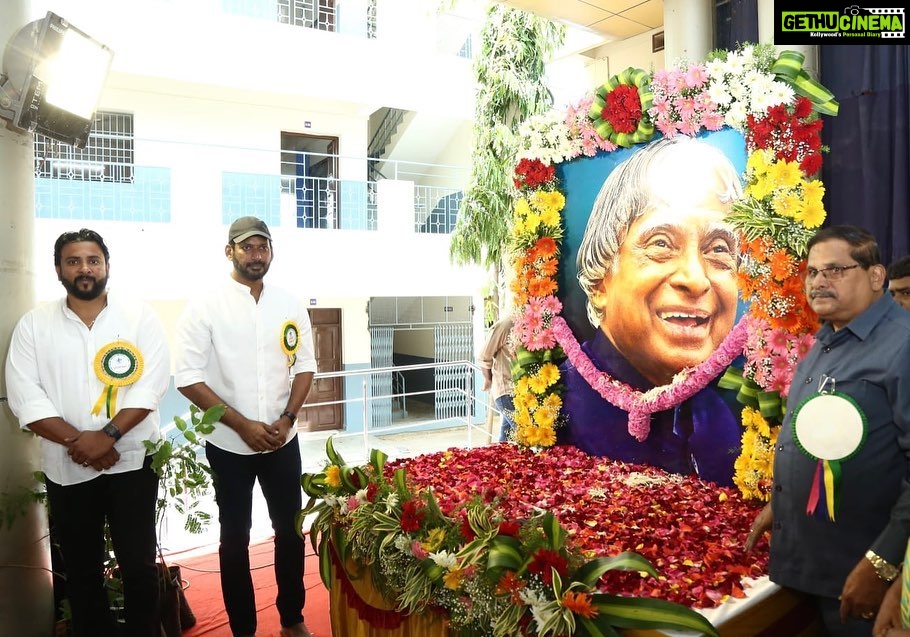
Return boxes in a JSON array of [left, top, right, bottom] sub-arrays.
[[507, 43, 838, 501]]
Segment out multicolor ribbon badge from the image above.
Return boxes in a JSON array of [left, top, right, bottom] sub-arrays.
[[281, 320, 300, 367], [791, 382, 867, 522], [92, 341, 143, 418]]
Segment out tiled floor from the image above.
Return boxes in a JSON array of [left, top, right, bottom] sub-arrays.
[[159, 410, 500, 556]]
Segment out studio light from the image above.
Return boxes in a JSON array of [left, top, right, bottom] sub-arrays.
[[0, 11, 112, 148]]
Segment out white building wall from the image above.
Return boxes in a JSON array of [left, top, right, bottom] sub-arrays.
[[23, 0, 486, 369]]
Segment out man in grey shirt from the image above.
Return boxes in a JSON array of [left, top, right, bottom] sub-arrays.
[[746, 225, 910, 636]]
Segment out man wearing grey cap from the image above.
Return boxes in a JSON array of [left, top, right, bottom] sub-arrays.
[[174, 216, 316, 637]]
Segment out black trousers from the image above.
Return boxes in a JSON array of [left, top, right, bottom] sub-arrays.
[[206, 439, 305, 637], [46, 455, 160, 637]]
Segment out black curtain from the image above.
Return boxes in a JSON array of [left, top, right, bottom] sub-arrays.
[[715, 0, 758, 52], [819, 46, 910, 267]]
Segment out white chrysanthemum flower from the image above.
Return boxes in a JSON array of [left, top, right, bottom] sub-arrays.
[[769, 81, 796, 107], [530, 602, 556, 632], [728, 80, 747, 103], [743, 69, 766, 91], [740, 44, 755, 66], [707, 81, 733, 107], [519, 587, 548, 607], [429, 550, 458, 569], [355, 488, 368, 504], [323, 494, 341, 509], [725, 102, 749, 130], [385, 493, 399, 513], [705, 58, 728, 79], [726, 52, 746, 75], [393, 534, 410, 552]]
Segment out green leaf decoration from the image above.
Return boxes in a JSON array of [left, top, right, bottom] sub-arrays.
[[592, 594, 720, 637], [575, 551, 658, 587], [772, 50, 839, 116]]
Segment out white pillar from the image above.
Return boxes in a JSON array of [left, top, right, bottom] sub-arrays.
[[0, 3, 54, 635], [757, 0, 819, 77], [663, 0, 714, 63]]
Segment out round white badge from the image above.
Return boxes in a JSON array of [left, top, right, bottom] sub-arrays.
[[792, 393, 866, 461]]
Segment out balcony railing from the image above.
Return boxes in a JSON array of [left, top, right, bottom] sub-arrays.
[[223, 0, 378, 38], [221, 0, 474, 56], [34, 150, 465, 233]]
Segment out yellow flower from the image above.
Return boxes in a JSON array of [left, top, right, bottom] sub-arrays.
[[539, 207, 561, 227], [524, 424, 556, 447], [537, 363, 560, 387], [325, 465, 342, 488], [802, 179, 825, 203], [533, 408, 555, 429], [746, 176, 774, 201], [542, 393, 563, 411], [513, 408, 533, 428], [774, 191, 802, 219], [524, 212, 542, 233], [532, 190, 565, 213], [538, 425, 557, 447], [443, 567, 466, 590], [514, 198, 531, 218], [800, 199, 826, 228], [768, 159, 802, 190], [422, 527, 447, 553], [746, 149, 771, 177], [528, 375, 550, 394]]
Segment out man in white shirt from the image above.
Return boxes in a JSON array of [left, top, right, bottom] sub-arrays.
[[5, 228, 170, 637], [175, 216, 316, 637]]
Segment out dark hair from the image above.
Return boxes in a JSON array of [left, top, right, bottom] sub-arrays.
[[807, 224, 881, 268], [888, 255, 910, 280], [53, 229, 110, 266]]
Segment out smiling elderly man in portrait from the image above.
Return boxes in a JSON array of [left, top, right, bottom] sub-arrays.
[[558, 136, 745, 485]]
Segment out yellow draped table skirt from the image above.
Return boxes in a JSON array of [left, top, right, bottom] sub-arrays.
[[330, 551, 820, 637], [329, 551, 451, 637]]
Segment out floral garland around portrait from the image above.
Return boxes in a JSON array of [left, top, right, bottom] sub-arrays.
[[508, 42, 837, 502]]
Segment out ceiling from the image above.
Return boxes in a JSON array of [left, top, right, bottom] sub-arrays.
[[497, 0, 664, 42]]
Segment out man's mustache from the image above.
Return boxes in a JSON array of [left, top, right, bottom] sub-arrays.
[[809, 290, 836, 299]]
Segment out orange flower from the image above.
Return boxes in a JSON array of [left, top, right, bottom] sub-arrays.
[[533, 236, 558, 260], [769, 249, 795, 281], [495, 571, 525, 604], [538, 258, 558, 277], [528, 278, 558, 297], [745, 236, 770, 262], [561, 591, 598, 619]]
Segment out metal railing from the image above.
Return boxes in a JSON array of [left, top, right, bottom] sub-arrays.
[[302, 360, 498, 451]]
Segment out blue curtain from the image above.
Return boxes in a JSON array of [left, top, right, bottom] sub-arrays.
[[819, 46, 910, 266]]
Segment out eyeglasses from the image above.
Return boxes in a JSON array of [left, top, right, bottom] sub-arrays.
[[802, 264, 861, 283]]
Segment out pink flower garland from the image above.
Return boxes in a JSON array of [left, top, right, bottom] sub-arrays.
[[552, 316, 750, 441]]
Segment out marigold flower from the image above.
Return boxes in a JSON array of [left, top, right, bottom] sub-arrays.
[[325, 465, 342, 488]]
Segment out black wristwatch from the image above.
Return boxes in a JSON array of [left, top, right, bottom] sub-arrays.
[[102, 422, 122, 441], [281, 410, 297, 424]]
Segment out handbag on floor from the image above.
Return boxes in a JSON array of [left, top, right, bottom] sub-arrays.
[[159, 562, 196, 637]]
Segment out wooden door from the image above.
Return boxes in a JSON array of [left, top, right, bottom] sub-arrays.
[[299, 308, 344, 431]]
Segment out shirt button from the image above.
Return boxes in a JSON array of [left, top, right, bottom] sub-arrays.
[[775, 485, 782, 492], [773, 522, 782, 530], [805, 377, 813, 384], [823, 346, 831, 353], [777, 445, 784, 451]]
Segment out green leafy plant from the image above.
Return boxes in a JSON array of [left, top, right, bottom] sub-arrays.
[[299, 438, 719, 637], [145, 403, 223, 535], [449, 4, 564, 314]]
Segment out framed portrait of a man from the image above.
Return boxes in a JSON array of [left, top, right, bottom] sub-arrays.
[[555, 129, 749, 485]]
